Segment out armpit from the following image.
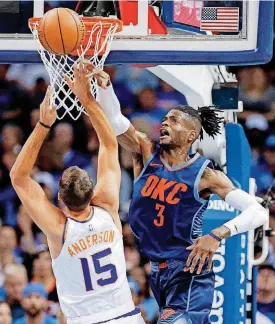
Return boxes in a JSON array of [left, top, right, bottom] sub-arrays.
[[132, 153, 143, 180], [132, 153, 143, 166], [201, 167, 214, 180]]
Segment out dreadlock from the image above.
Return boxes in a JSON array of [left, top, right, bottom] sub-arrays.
[[174, 105, 223, 140]]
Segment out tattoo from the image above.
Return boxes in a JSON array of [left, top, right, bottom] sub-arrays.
[[212, 225, 231, 239], [202, 167, 213, 180]]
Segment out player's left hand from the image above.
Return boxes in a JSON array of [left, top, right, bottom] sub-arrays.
[[184, 235, 220, 274], [40, 86, 56, 127]]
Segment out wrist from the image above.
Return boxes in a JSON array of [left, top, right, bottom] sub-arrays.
[[38, 121, 51, 129], [212, 226, 231, 240]]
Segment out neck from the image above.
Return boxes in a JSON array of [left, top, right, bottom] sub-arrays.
[[161, 146, 190, 167], [26, 312, 44, 324], [67, 205, 92, 221]]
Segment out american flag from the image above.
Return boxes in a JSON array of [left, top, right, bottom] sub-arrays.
[[200, 7, 239, 32]]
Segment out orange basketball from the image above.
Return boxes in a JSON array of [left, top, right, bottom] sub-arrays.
[[38, 8, 85, 55]]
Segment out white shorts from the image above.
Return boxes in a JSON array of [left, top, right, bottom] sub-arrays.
[[67, 309, 146, 324], [105, 312, 145, 324]]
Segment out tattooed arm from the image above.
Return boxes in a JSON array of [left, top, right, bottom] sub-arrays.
[[185, 167, 267, 275]]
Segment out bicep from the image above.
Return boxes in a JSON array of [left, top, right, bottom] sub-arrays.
[[12, 177, 63, 237], [202, 169, 235, 200]]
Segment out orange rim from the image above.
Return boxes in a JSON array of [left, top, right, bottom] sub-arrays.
[[29, 16, 123, 33], [29, 16, 122, 55]]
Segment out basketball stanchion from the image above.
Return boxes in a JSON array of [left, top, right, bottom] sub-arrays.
[[29, 9, 122, 120]]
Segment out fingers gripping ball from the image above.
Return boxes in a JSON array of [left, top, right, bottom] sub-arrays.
[[38, 8, 85, 55]]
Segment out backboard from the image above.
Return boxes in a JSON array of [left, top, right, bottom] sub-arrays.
[[0, 0, 273, 65]]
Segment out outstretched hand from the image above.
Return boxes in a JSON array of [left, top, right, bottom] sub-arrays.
[[81, 60, 110, 89], [184, 235, 220, 274], [65, 62, 94, 107], [40, 86, 56, 127]]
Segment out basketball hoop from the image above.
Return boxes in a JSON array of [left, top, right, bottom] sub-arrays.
[[29, 16, 123, 120]]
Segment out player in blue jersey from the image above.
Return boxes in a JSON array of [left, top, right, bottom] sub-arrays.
[[86, 64, 268, 324]]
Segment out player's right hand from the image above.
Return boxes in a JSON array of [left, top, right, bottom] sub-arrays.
[[81, 60, 110, 89], [40, 86, 56, 127]]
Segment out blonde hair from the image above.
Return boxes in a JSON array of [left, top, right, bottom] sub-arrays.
[[4, 264, 27, 282]]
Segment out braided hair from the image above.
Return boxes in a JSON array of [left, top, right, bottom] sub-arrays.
[[174, 105, 223, 140]]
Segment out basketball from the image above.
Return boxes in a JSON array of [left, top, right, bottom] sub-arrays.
[[38, 8, 85, 55]]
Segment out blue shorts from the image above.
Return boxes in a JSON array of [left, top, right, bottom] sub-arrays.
[[149, 259, 215, 324]]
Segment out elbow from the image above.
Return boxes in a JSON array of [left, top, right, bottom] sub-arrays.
[[101, 139, 118, 151], [254, 204, 269, 228], [109, 139, 119, 151], [10, 169, 19, 186], [9, 168, 24, 186]]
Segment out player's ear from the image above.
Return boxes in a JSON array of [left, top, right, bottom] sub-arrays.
[[57, 192, 61, 201], [188, 130, 197, 144]]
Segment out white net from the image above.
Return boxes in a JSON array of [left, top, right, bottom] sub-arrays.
[[29, 18, 121, 120]]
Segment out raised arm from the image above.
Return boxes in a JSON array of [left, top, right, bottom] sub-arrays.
[[83, 62, 154, 162], [10, 88, 65, 239], [65, 64, 122, 228]]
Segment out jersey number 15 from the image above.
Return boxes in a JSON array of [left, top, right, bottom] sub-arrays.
[[80, 248, 118, 291]]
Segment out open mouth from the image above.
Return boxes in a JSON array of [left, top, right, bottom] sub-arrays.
[[160, 128, 170, 138]]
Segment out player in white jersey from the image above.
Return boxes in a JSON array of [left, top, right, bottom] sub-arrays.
[[10, 63, 145, 324]]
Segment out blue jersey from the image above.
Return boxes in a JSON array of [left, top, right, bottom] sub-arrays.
[[129, 146, 211, 262]]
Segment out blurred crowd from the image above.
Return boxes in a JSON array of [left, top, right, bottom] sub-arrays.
[[0, 63, 189, 324], [0, 62, 275, 323]]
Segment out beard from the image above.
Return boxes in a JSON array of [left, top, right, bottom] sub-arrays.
[[159, 142, 174, 150], [25, 306, 42, 318]]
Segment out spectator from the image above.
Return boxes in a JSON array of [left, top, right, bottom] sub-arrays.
[[238, 67, 275, 122], [7, 64, 50, 91], [51, 122, 90, 170], [30, 109, 40, 130], [1, 264, 27, 320], [251, 134, 275, 193], [156, 80, 187, 111], [0, 301, 12, 324], [13, 283, 56, 324], [1, 124, 23, 154], [31, 78, 48, 108], [104, 66, 135, 115], [31, 250, 58, 316], [33, 171, 55, 201], [130, 88, 166, 141], [0, 226, 22, 265], [0, 65, 32, 128], [123, 223, 136, 246], [257, 264, 275, 323], [129, 267, 159, 322], [124, 246, 140, 271], [245, 114, 269, 164], [17, 205, 47, 258], [115, 65, 159, 94]]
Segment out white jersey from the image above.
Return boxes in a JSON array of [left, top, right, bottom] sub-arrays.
[[52, 206, 135, 324]]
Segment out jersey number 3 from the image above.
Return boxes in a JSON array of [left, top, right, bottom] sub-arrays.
[[154, 203, 165, 227], [80, 248, 118, 291]]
